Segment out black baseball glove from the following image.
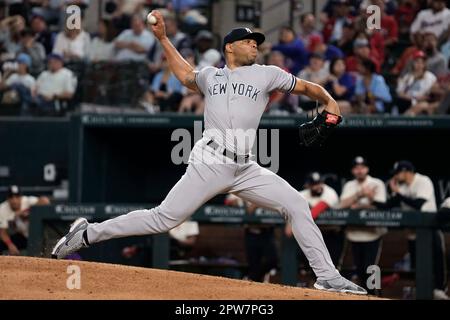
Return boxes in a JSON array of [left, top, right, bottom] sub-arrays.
[[299, 110, 343, 147]]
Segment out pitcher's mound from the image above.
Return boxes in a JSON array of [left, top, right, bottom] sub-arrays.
[[0, 256, 380, 300]]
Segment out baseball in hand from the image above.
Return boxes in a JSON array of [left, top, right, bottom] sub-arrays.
[[147, 13, 157, 25]]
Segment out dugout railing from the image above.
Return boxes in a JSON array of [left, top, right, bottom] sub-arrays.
[[28, 204, 443, 299]]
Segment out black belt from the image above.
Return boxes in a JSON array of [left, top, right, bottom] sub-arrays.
[[206, 139, 250, 164]]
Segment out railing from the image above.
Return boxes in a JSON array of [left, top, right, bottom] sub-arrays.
[[29, 204, 446, 299]]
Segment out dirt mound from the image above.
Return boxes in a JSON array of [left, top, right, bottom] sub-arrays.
[[0, 256, 380, 300]]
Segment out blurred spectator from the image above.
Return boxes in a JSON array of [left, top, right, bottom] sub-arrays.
[[369, 31, 385, 68], [0, 53, 36, 115], [325, 57, 356, 114], [34, 53, 77, 113], [395, 0, 420, 38], [225, 194, 278, 283], [168, 220, 199, 260], [178, 92, 204, 114], [52, 23, 91, 61], [140, 54, 185, 113], [30, 13, 55, 55], [115, 0, 145, 16], [178, 48, 204, 114], [391, 32, 424, 76], [114, 14, 155, 62], [0, 15, 26, 57], [351, 9, 386, 66], [359, 0, 397, 15], [108, 0, 133, 35], [88, 19, 114, 62], [339, 156, 387, 293], [298, 12, 322, 50], [31, 0, 62, 25], [0, 185, 50, 255], [322, 0, 354, 44], [265, 50, 299, 115], [194, 30, 221, 70], [422, 32, 448, 77], [308, 34, 344, 62], [374, 161, 447, 299], [149, 15, 192, 72], [354, 58, 392, 113], [285, 172, 343, 267], [331, 18, 357, 56], [382, 160, 436, 210], [108, 0, 151, 37], [18, 28, 46, 76], [180, 8, 208, 30], [254, 27, 272, 65], [272, 26, 308, 75], [345, 36, 381, 74], [298, 53, 330, 111], [395, 50, 438, 114], [298, 53, 329, 86], [370, 0, 398, 47], [410, 0, 450, 40], [31, 0, 90, 27], [320, 0, 363, 23]]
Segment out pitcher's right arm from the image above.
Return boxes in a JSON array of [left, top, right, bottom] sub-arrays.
[[148, 10, 199, 92]]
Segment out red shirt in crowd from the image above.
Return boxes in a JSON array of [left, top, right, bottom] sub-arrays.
[[346, 55, 381, 74], [380, 15, 398, 44]]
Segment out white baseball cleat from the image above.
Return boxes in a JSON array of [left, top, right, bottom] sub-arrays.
[[314, 276, 368, 295], [51, 218, 89, 259]]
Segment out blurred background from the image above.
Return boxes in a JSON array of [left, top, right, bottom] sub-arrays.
[[0, 0, 450, 300]]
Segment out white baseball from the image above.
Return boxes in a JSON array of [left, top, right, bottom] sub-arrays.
[[147, 14, 157, 25]]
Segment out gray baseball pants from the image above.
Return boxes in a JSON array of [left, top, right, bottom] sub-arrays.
[[86, 137, 339, 280]]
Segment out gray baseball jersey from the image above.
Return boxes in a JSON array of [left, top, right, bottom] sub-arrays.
[[85, 64, 339, 281], [196, 64, 296, 155]]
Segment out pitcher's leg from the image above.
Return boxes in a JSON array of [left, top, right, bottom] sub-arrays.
[[87, 163, 230, 244], [231, 164, 338, 281]]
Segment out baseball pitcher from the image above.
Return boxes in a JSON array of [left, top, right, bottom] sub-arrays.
[[52, 11, 366, 294]]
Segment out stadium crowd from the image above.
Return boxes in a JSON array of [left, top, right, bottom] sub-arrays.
[[1, 0, 449, 301], [2, 157, 450, 299], [0, 0, 448, 116], [222, 157, 450, 299]]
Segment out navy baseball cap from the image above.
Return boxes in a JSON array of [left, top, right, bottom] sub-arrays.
[[305, 172, 323, 185], [352, 156, 368, 168], [7, 185, 21, 198], [222, 28, 265, 52], [391, 160, 415, 175], [31, 13, 45, 21], [47, 53, 64, 62]]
